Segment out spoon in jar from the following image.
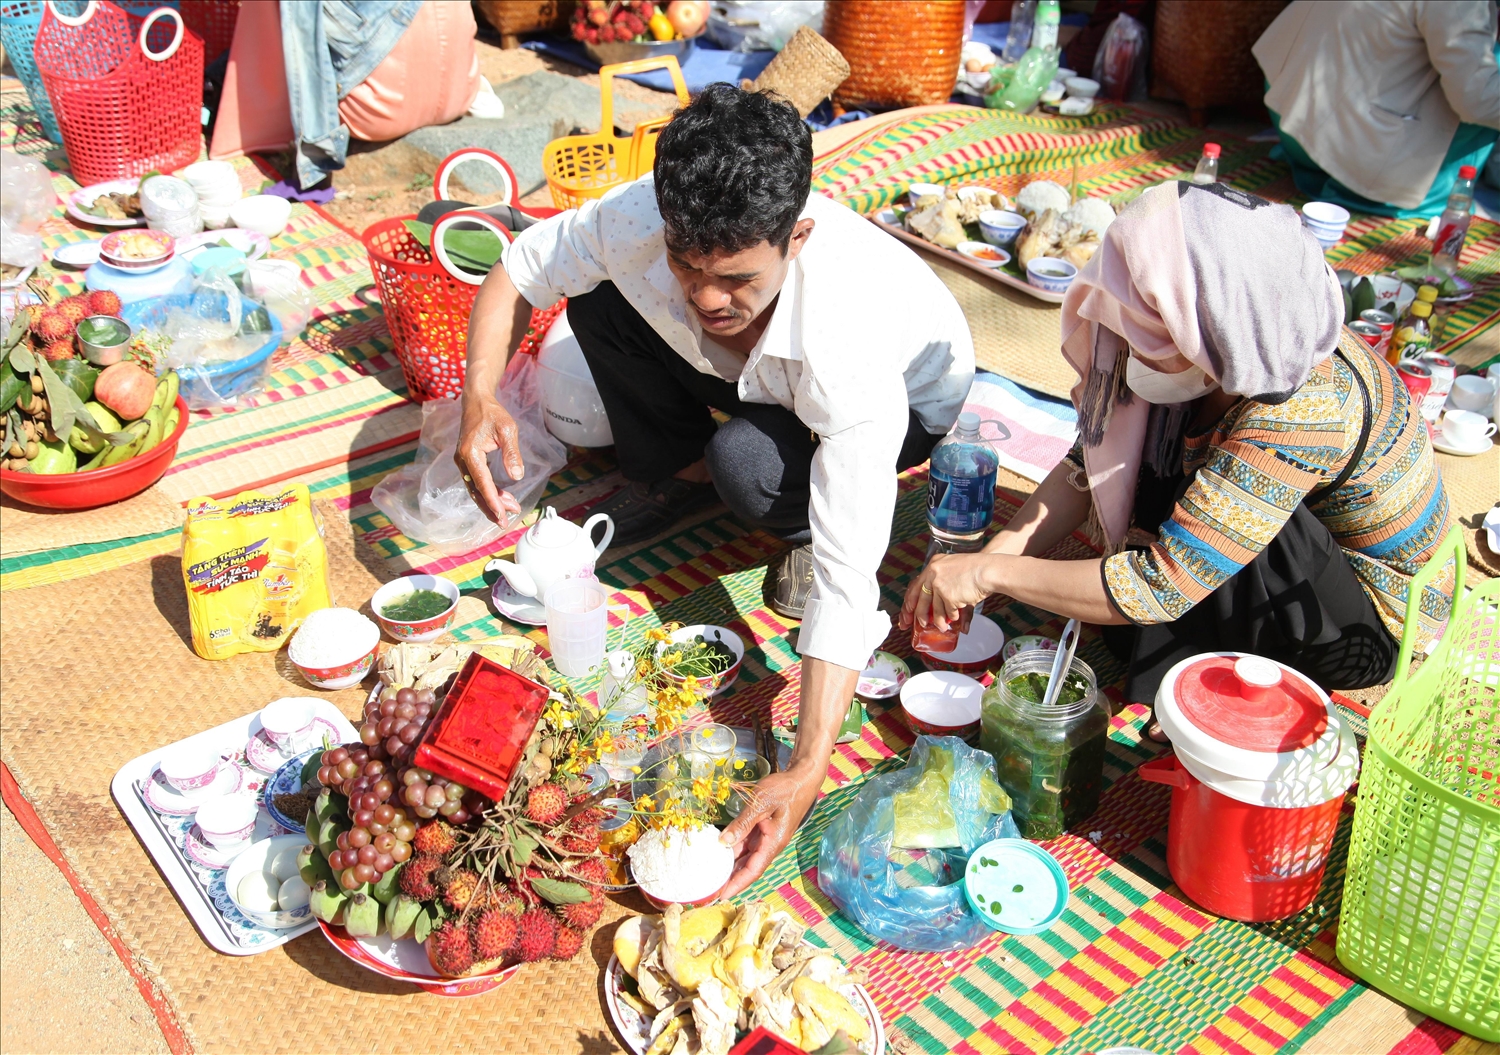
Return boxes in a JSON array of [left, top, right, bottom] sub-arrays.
[[1041, 618, 1081, 708]]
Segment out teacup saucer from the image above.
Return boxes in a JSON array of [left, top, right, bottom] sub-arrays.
[[143, 762, 244, 817], [1431, 433, 1493, 457], [183, 824, 247, 869], [491, 577, 547, 626], [245, 716, 341, 774]]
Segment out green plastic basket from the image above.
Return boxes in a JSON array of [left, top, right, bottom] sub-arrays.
[[1337, 527, 1499, 1041]]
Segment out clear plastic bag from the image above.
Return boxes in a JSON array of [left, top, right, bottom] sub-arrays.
[[371, 352, 567, 555], [817, 736, 1020, 952], [155, 267, 280, 409], [1092, 13, 1148, 102], [706, 1, 823, 52], [0, 150, 54, 269], [245, 259, 314, 342]]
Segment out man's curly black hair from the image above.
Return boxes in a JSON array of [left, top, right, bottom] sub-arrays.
[[653, 83, 813, 257]]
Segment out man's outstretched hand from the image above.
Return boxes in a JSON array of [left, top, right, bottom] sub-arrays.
[[718, 764, 821, 898], [454, 395, 525, 524]]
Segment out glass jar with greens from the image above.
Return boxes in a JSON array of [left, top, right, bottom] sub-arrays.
[[979, 651, 1109, 840]]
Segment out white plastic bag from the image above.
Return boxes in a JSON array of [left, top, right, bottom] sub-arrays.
[[706, 1, 822, 52], [371, 353, 567, 555], [0, 151, 54, 269]]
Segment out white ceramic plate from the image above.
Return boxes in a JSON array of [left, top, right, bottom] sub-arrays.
[[1431, 434, 1493, 457], [603, 951, 885, 1055], [67, 179, 146, 227], [52, 240, 102, 268], [920, 613, 1006, 669], [956, 241, 1010, 269]]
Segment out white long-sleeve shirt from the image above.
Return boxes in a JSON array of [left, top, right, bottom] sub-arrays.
[[502, 177, 974, 671]]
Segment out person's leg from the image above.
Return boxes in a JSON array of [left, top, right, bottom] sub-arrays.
[[1119, 502, 1398, 706], [706, 410, 940, 617], [566, 281, 741, 544]]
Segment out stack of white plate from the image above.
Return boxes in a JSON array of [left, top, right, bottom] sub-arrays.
[[141, 175, 203, 237], [180, 160, 243, 229]]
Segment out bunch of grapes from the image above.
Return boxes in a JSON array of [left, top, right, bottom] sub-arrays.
[[397, 766, 486, 825], [316, 744, 418, 888]]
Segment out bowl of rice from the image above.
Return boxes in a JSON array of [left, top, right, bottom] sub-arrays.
[[288, 607, 381, 690], [627, 824, 735, 908]]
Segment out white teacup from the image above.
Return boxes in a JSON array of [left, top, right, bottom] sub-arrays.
[[1441, 409, 1497, 449], [1449, 374, 1498, 414], [159, 744, 220, 794], [196, 796, 258, 851], [260, 697, 316, 756]]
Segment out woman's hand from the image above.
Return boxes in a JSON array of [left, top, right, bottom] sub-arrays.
[[899, 552, 996, 631], [454, 395, 524, 524], [718, 765, 820, 898]]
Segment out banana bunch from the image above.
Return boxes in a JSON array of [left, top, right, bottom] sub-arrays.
[[79, 371, 179, 470]]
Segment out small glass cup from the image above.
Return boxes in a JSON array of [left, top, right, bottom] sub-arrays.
[[725, 752, 771, 819], [686, 723, 737, 780]]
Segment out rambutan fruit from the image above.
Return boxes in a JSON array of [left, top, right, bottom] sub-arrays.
[[525, 783, 569, 827], [552, 924, 585, 961], [41, 339, 75, 361], [516, 908, 557, 962], [412, 819, 457, 856], [55, 296, 90, 325], [398, 854, 443, 900], [472, 908, 520, 961], [87, 289, 123, 316], [570, 857, 612, 888], [556, 894, 604, 930], [559, 822, 601, 854], [425, 919, 475, 977], [31, 310, 71, 344], [439, 867, 481, 911]]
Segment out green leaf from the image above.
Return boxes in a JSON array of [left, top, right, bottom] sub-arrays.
[[10, 342, 36, 375], [402, 219, 505, 272], [34, 357, 85, 439], [0, 358, 22, 415], [414, 902, 439, 944], [529, 877, 593, 905], [512, 832, 537, 868]]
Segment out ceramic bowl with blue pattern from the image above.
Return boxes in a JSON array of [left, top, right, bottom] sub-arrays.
[[1026, 257, 1078, 294]]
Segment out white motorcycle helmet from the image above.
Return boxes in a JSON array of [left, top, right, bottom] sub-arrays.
[[535, 311, 614, 447]]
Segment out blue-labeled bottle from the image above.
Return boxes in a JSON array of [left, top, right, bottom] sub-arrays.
[[927, 411, 999, 546]]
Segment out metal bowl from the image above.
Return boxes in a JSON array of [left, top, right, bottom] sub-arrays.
[[583, 35, 695, 68]]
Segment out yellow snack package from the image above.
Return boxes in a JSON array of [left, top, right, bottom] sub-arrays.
[[182, 484, 332, 660]]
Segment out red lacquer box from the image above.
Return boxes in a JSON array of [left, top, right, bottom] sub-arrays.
[[412, 652, 550, 801], [728, 1028, 803, 1055]]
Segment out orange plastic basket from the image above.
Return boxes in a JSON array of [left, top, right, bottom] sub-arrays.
[[542, 56, 690, 210]]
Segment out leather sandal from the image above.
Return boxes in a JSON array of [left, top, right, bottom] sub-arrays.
[[591, 477, 718, 547]]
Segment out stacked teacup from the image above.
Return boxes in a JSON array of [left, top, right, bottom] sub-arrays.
[[141, 174, 204, 237], [180, 160, 243, 229], [1301, 202, 1350, 250]]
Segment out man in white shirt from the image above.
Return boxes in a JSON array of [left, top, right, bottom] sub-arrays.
[[455, 85, 973, 894]]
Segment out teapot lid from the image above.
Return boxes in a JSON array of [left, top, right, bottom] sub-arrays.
[[528, 507, 577, 546]]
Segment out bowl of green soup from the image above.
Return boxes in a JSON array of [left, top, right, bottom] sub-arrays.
[[371, 574, 461, 642]]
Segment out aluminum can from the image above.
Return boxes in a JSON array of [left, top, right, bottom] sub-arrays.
[[1348, 320, 1383, 348], [1417, 353, 1456, 421], [1395, 359, 1433, 408]]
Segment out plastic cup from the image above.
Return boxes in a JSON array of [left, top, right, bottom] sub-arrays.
[[543, 578, 609, 677]]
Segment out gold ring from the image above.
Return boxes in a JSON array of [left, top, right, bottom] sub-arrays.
[[462, 473, 472, 483], [920, 584, 932, 595]]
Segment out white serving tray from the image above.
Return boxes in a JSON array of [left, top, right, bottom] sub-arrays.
[[870, 210, 1066, 304], [111, 699, 359, 956]]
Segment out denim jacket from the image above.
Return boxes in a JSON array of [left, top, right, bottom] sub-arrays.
[[281, 0, 425, 188]]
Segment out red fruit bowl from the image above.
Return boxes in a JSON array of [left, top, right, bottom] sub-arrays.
[[0, 395, 189, 511], [317, 919, 519, 998]]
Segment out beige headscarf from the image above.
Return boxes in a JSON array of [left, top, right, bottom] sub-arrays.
[[1060, 181, 1344, 550]]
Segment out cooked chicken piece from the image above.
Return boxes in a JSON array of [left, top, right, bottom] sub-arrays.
[[908, 194, 966, 249], [792, 977, 870, 1044], [644, 1015, 688, 1055], [662, 903, 734, 993], [692, 978, 740, 1055], [955, 185, 999, 223], [651, 999, 694, 1041], [615, 915, 659, 980], [1016, 208, 1065, 269], [749, 986, 799, 1042]]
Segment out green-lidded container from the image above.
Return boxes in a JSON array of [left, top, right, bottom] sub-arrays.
[[1337, 527, 1499, 1041], [980, 652, 1108, 840], [963, 838, 1068, 935]]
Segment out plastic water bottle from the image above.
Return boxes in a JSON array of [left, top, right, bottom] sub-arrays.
[[927, 411, 999, 548], [1430, 164, 1477, 276], [597, 650, 648, 778], [1001, 0, 1036, 63], [989, 1, 1060, 113], [1192, 143, 1220, 185]]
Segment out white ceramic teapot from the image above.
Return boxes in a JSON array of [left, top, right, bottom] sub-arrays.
[[485, 507, 615, 601]]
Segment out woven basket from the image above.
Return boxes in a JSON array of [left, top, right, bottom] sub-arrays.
[[747, 25, 850, 117], [474, 0, 574, 46], [1151, 0, 1288, 121], [822, 0, 964, 109]]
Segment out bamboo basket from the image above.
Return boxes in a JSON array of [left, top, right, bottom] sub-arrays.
[[821, 0, 965, 110], [474, 0, 574, 48], [1151, 0, 1288, 125], [747, 25, 850, 118]]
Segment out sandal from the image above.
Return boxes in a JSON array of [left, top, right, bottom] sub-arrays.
[[591, 478, 718, 547]]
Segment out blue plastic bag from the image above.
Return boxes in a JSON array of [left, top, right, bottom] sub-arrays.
[[817, 735, 1020, 952]]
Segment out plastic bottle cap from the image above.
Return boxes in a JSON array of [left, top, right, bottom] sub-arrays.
[[1203, 143, 1221, 158], [1459, 165, 1477, 179], [1410, 301, 1432, 318], [1416, 284, 1439, 301], [956, 411, 981, 433]]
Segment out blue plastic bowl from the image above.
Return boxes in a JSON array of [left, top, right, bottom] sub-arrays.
[[964, 838, 1069, 935], [121, 293, 283, 407]]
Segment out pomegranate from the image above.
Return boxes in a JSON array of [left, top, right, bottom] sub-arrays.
[[94, 362, 157, 421], [665, 0, 708, 37]]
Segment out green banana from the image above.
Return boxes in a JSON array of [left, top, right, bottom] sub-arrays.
[[385, 895, 424, 941], [308, 881, 348, 926], [162, 369, 179, 410], [137, 402, 165, 454], [370, 860, 405, 905], [413, 902, 438, 944], [78, 445, 111, 471], [98, 420, 149, 467], [314, 789, 347, 826], [298, 844, 337, 888], [150, 375, 172, 413], [315, 815, 348, 860], [299, 754, 323, 788], [343, 892, 381, 938], [69, 423, 105, 455]]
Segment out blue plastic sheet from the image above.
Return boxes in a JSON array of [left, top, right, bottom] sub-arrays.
[[817, 735, 1021, 952], [521, 37, 774, 93]]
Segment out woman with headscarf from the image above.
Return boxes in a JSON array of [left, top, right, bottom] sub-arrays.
[[901, 180, 1454, 710]]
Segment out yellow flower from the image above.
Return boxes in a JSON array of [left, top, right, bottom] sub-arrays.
[[692, 776, 713, 801], [646, 627, 671, 643], [636, 794, 656, 811], [630, 765, 641, 774], [715, 776, 732, 803], [636, 660, 652, 677]]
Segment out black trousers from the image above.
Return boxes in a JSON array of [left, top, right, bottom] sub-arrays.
[[1104, 475, 1399, 703], [567, 281, 940, 542]]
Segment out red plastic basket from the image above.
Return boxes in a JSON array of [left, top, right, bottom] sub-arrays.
[[34, 0, 204, 186], [362, 148, 561, 402], [178, 0, 237, 65]]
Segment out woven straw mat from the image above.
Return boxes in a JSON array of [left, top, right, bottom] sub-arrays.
[[0, 485, 184, 557]]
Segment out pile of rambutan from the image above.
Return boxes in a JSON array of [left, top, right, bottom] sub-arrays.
[[26, 289, 123, 362], [570, 0, 658, 45]]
